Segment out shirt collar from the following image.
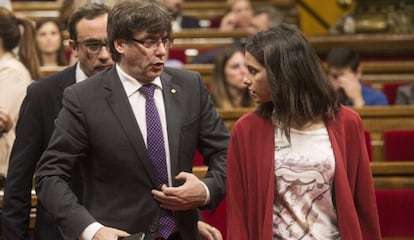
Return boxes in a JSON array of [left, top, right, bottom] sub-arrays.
[[75, 62, 89, 83], [115, 64, 163, 97]]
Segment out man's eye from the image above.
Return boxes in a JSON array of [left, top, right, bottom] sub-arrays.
[[145, 40, 157, 44], [86, 43, 101, 47]]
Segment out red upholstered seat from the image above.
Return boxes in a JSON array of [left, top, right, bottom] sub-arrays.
[[382, 83, 408, 105], [193, 150, 204, 166], [376, 189, 414, 237], [168, 48, 187, 64], [384, 130, 414, 161]]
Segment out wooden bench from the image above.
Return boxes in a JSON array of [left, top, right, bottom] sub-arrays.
[[0, 160, 413, 235], [171, 32, 414, 59], [217, 106, 414, 162], [194, 161, 414, 190], [182, 0, 295, 21], [180, 63, 414, 91], [12, 1, 60, 20], [12, 0, 296, 23]]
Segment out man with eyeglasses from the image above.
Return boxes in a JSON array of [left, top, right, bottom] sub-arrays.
[[34, 0, 228, 240], [2, 3, 112, 240]]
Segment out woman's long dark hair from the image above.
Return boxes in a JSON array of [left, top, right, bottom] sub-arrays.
[[0, 7, 40, 80], [245, 24, 339, 142]]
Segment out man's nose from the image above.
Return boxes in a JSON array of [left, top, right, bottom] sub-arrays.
[[98, 45, 111, 60]]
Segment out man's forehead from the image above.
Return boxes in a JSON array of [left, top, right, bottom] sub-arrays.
[[328, 67, 352, 73], [76, 21, 107, 40], [134, 31, 169, 38]]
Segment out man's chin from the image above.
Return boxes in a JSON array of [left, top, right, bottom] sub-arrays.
[[96, 65, 112, 72]]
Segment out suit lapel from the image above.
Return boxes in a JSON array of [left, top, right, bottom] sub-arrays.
[[160, 72, 181, 183], [104, 67, 158, 186]]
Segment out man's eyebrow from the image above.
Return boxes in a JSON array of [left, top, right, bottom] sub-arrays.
[[82, 39, 106, 43]]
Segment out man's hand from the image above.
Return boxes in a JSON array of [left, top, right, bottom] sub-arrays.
[[92, 226, 129, 240], [152, 172, 207, 210], [219, 12, 237, 30], [198, 221, 223, 240], [0, 108, 13, 134], [338, 70, 364, 107]]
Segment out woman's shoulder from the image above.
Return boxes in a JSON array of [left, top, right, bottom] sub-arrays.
[[0, 53, 31, 81], [328, 105, 363, 131], [233, 111, 272, 131], [336, 105, 361, 122]]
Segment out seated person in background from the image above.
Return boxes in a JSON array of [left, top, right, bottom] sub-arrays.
[[246, 6, 285, 35], [211, 45, 255, 109], [220, 0, 252, 31], [193, 5, 284, 64], [326, 46, 388, 107], [159, 0, 200, 31], [35, 18, 68, 66], [395, 84, 414, 104]]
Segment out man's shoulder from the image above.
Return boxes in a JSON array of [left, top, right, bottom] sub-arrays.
[[30, 65, 76, 91], [361, 84, 388, 105], [398, 84, 414, 93], [163, 66, 199, 77], [64, 67, 112, 96]]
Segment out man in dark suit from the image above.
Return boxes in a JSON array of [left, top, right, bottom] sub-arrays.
[[2, 3, 113, 240], [34, 0, 228, 240]]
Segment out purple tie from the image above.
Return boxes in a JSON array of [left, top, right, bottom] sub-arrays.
[[139, 84, 175, 238]]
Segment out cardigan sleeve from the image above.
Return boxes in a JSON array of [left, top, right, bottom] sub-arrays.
[[352, 117, 382, 239], [226, 125, 249, 240]]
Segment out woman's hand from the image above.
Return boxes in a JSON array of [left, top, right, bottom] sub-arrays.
[[198, 221, 223, 240], [0, 109, 13, 134]]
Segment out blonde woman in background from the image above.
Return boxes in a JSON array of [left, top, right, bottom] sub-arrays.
[[211, 45, 255, 109], [0, 7, 36, 176]]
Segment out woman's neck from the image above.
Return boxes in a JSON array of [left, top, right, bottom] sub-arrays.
[[41, 52, 58, 66], [291, 116, 325, 131]]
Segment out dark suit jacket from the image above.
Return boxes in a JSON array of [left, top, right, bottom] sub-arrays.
[[2, 65, 83, 240], [181, 15, 200, 29], [35, 66, 229, 239]]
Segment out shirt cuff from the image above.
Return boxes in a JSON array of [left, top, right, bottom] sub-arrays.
[[200, 181, 210, 206], [80, 222, 104, 240]]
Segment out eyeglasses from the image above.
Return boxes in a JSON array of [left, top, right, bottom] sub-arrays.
[[76, 41, 108, 54], [131, 38, 173, 49]]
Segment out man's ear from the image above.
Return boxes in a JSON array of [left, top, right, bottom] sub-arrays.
[[114, 39, 126, 54], [69, 39, 78, 57]]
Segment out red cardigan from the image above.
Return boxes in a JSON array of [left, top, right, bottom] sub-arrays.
[[226, 106, 381, 240]]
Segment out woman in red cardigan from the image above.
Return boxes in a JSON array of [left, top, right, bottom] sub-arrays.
[[226, 24, 381, 240]]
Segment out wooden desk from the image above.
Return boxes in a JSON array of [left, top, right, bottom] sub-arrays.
[[216, 106, 414, 162], [1, 162, 413, 234], [180, 63, 414, 92], [193, 161, 414, 190], [309, 33, 414, 57]]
